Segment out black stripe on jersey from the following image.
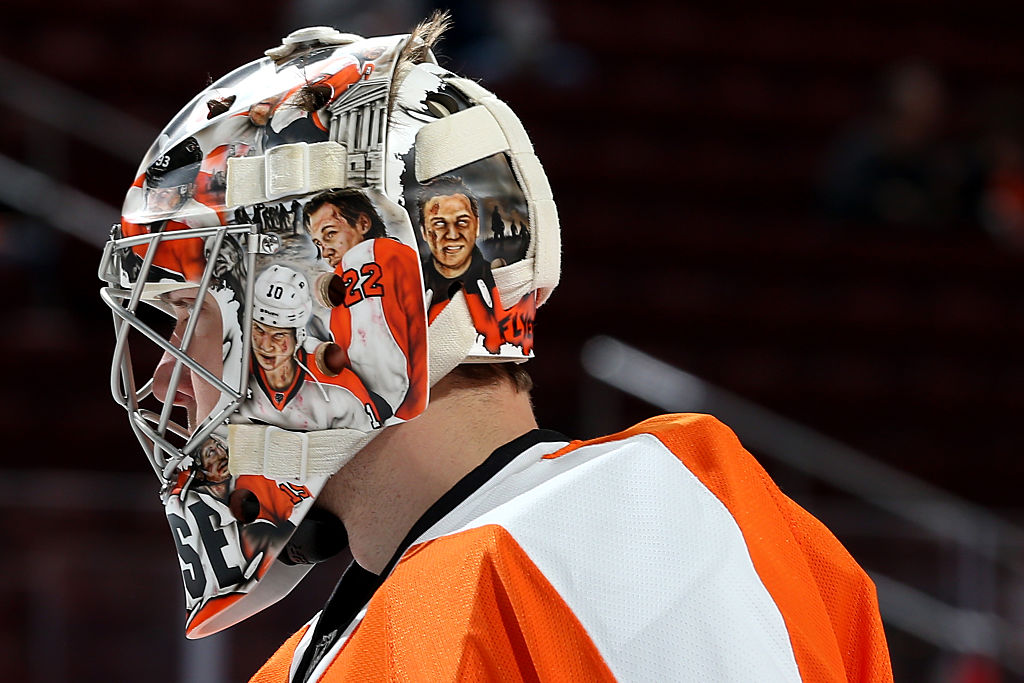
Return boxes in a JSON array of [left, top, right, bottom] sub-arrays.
[[367, 389, 393, 423]]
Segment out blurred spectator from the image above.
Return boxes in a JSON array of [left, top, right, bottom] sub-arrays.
[[975, 88, 1024, 248], [0, 208, 73, 347], [935, 653, 1003, 683], [821, 61, 978, 232], [426, 0, 589, 86]]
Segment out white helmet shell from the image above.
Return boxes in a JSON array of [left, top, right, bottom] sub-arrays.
[[98, 15, 559, 638]]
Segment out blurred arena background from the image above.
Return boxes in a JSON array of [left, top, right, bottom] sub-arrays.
[[2, 0, 1024, 680]]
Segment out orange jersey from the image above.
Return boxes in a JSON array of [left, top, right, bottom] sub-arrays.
[[251, 415, 893, 682], [325, 238, 428, 422]]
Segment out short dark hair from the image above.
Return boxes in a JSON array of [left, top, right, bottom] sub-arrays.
[[304, 189, 388, 239], [416, 176, 479, 228], [449, 362, 533, 394]]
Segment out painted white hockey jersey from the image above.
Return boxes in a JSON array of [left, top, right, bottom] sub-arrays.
[[251, 414, 893, 682], [237, 351, 382, 432]]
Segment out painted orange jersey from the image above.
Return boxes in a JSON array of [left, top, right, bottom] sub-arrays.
[[271, 53, 366, 133], [325, 238, 427, 421], [121, 172, 223, 283], [234, 475, 311, 526], [251, 415, 892, 682]]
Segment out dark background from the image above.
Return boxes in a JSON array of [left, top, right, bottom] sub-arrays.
[[2, 0, 1023, 680]]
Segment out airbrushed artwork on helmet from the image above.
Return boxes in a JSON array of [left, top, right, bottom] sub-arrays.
[[165, 429, 318, 634], [98, 32, 435, 636], [228, 190, 427, 432], [101, 23, 558, 638], [111, 179, 428, 635], [387, 69, 537, 358], [406, 159, 536, 356]]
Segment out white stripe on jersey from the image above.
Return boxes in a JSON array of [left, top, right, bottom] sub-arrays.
[[340, 239, 410, 414], [412, 434, 804, 682]]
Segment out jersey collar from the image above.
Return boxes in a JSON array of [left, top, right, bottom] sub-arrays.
[[292, 427, 568, 681]]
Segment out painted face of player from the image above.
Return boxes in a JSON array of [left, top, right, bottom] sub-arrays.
[[145, 185, 188, 214], [252, 320, 297, 373], [307, 204, 370, 268], [421, 193, 478, 278], [152, 289, 225, 431], [199, 437, 230, 483], [247, 98, 277, 127]]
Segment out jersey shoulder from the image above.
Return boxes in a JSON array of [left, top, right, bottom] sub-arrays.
[[549, 413, 893, 682]]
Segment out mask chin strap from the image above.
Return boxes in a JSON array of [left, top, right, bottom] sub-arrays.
[[279, 507, 349, 565]]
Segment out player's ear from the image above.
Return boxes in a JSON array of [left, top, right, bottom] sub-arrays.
[[356, 213, 371, 236]]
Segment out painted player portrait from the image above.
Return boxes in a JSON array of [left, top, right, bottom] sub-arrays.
[[236, 264, 390, 431], [418, 175, 493, 319], [405, 153, 537, 356], [303, 189, 428, 421]]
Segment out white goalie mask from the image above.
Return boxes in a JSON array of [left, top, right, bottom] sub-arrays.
[[98, 21, 560, 637]]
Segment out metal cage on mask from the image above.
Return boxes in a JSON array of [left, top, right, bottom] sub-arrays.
[[98, 221, 279, 502]]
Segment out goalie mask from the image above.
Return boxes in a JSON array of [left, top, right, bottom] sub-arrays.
[[98, 22, 559, 637]]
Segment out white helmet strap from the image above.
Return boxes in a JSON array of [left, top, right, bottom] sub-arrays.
[[227, 423, 375, 480]]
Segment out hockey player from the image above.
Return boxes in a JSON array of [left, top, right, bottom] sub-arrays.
[[239, 265, 386, 432], [121, 135, 223, 282], [304, 189, 428, 421], [417, 175, 498, 322], [99, 14, 893, 682], [417, 175, 537, 355]]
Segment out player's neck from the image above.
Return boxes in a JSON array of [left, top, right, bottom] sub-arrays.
[[433, 257, 472, 280], [265, 360, 297, 390], [317, 372, 537, 574]]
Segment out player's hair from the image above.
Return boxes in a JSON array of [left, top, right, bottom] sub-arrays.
[[206, 95, 236, 119], [416, 175, 480, 228], [449, 362, 533, 394], [295, 84, 332, 113], [388, 10, 452, 115], [304, 189, 388, 239]]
